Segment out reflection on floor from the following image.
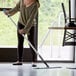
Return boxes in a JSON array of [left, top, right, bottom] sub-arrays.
[[0, 63, 76, 76]]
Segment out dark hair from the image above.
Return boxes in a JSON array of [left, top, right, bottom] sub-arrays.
[[36, 0, 39, 2]]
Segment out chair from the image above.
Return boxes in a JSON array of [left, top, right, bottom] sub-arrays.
[[62, 3, 76, 46]]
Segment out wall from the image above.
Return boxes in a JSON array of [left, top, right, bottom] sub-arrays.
[[0, 47, 33, 62]]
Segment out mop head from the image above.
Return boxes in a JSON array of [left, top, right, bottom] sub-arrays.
[[34, 66, 62, 69], [67, 67, 76, 69]]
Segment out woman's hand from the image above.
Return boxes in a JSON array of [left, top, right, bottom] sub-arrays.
[[19, 29, 26, 35], [4, 10, 9, 15]]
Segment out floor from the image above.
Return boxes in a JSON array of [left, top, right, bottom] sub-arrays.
[[0, 63, 76, 76]]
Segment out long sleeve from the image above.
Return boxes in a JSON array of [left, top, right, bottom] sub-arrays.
[[8, 1, 20, 15], [23, 4, 38, 33]]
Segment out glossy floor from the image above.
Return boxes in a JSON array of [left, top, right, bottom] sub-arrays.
[[0, 63, 76, 76]]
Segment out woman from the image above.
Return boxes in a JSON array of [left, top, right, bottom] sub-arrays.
[[5, 0, 40, 67]]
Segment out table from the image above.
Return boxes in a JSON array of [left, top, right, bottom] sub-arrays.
[[48, 27, 76, 30], [48, 27, 76, 46], [48, 27, 76, 62]]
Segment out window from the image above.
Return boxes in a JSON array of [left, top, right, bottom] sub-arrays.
[[0, 0, 28, 46], [0, 0, 19, 46], [0, 0, 74, 62], [0, 0, 19, 8], [38, 0, 74, 62]]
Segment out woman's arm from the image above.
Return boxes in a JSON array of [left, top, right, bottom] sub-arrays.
[[23, 4, 38, 33], [5, 1, 20, 16]]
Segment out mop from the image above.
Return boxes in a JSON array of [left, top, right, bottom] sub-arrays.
[[3, 9, 62, 69]]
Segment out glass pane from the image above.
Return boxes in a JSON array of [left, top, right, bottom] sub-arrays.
[[0, 12, 18, 46], [0, 0, 29, 47], [38, 0, 74, 61], [0, 0, 19, 8]]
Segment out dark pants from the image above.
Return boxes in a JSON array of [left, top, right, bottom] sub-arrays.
[[17, 22, 37, 62]]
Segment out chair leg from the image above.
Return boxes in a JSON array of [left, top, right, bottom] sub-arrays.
[[63, 29, 67, 46]]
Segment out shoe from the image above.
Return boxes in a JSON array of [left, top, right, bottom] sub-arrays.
[[32, 63, 37, 67], [13, 61, 22, 65], [32, 64, 37, 67]]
